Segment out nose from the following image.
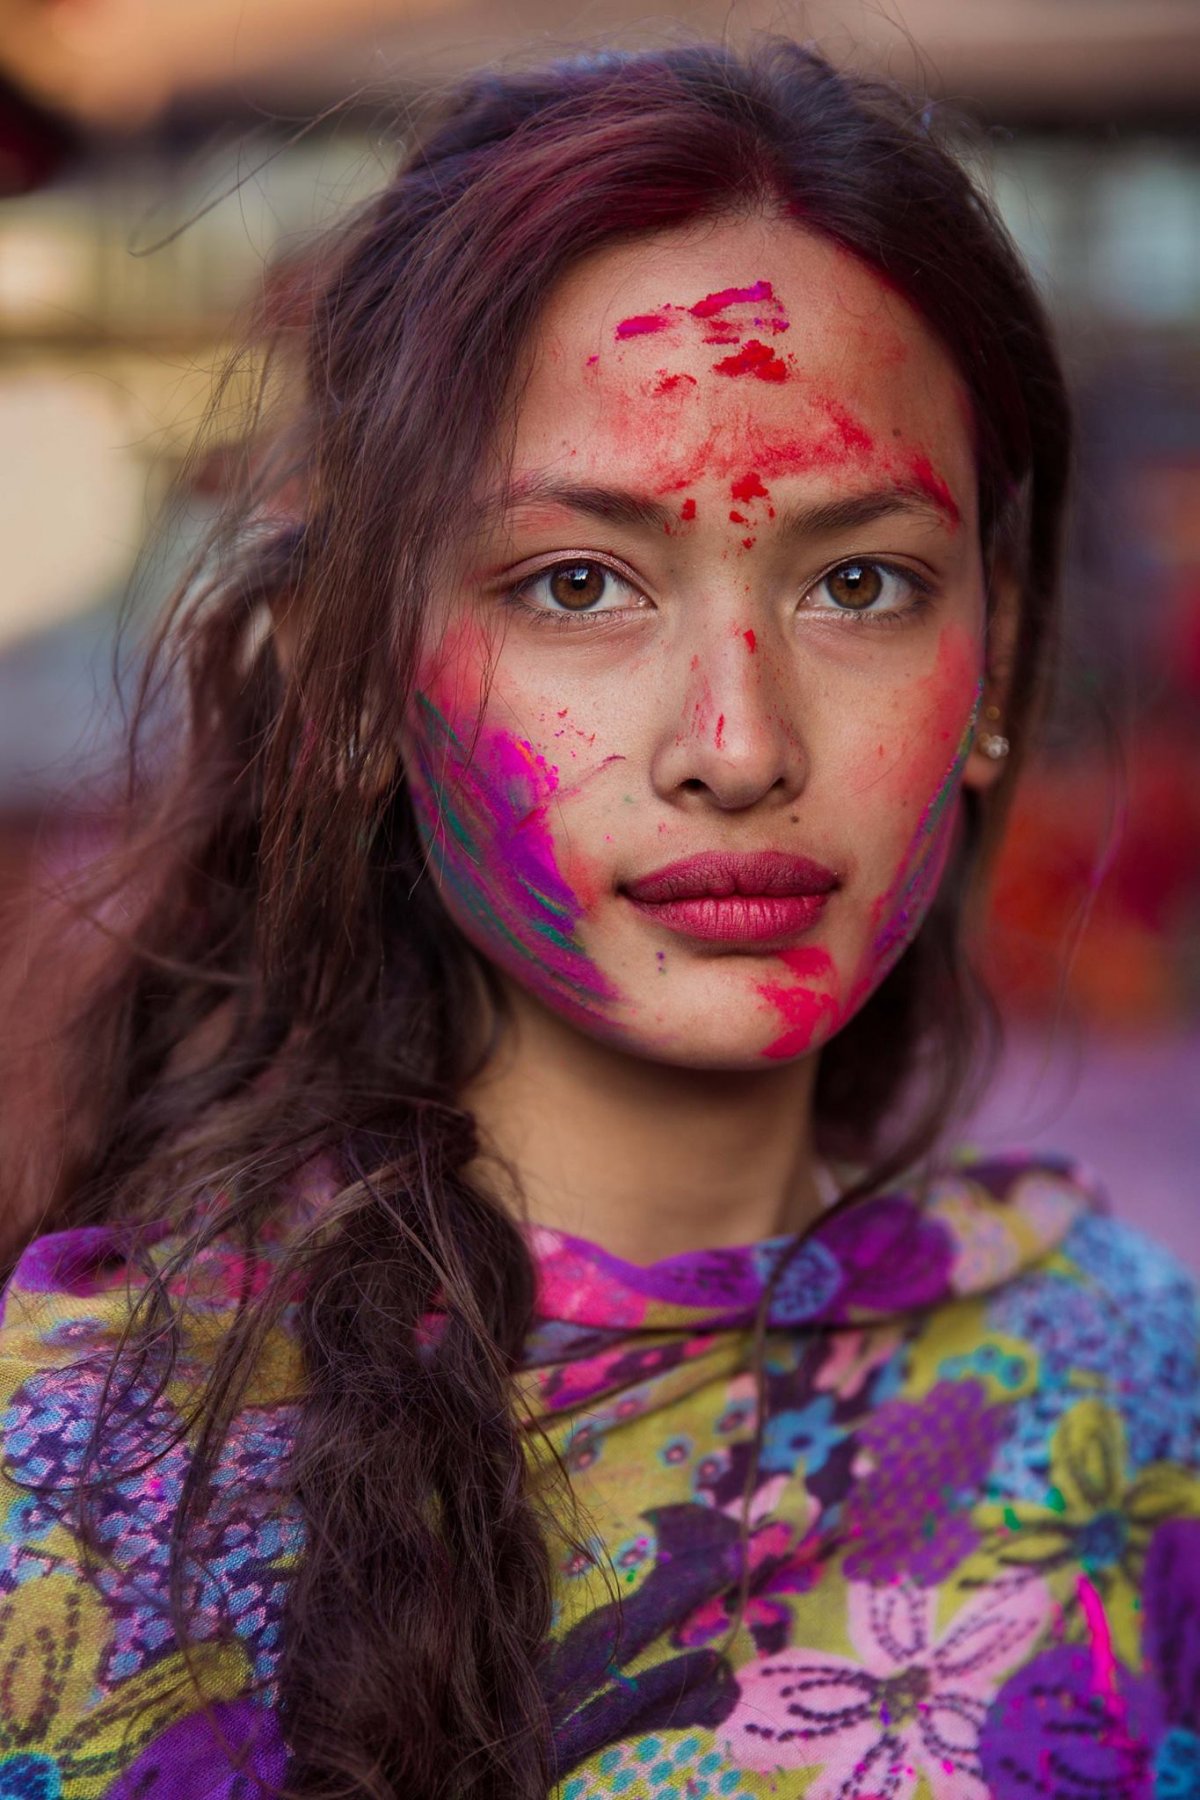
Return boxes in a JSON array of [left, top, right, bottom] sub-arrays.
[[651, 621, 808, 813]]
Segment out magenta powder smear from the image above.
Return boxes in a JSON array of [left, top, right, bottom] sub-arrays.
[[756, 947, 839, 1058], [867, 682, 982, 984], [410, 693, 617, 1026]]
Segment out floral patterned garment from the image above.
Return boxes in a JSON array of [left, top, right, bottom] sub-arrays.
[[0, 1151, 1198, 1799]]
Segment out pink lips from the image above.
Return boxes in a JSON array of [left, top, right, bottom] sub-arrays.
[[622, 851, 838, 945]]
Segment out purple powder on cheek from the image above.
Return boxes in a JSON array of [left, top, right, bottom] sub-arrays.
[[409, 694, 618, 1024]]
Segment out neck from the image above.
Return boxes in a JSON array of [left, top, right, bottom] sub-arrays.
[[463, 986, 823, 1265]]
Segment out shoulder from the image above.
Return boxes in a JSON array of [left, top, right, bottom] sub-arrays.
[[0, 1222, 298, 1787]]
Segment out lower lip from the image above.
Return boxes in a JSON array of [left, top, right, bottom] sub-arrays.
[[625, 892, 830, 943]]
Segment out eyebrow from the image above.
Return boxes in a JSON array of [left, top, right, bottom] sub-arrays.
[[490, 475, 954, 538]]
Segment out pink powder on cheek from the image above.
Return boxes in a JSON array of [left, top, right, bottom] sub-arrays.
[[756, 948, 839, 1059], [856, 634, 983, 992]]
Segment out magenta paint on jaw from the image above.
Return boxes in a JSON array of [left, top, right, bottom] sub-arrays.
[[756, 947, 839, 1059], [410, 693, 617, 1026]]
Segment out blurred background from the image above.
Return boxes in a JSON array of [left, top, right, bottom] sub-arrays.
[[0, 0, 1196, 1264]]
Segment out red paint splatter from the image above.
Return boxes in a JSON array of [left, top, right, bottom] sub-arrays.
[[680, 498, 697, 521], [713, 340, 789, 383], [653, 371, 697, 395], [741, 537, 755, 549], [908, 453, 961, 526], [615, 311, 670, 340], [756, 948, 838, 1059], [743, 629, 757, 652], [689, 280, 775, 319], [729, 510, 748, 524], [730, 471, 769, 504], [714, 714, 725, 748]]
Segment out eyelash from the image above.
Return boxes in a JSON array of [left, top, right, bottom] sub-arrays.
[[501, 557, 935, 630]]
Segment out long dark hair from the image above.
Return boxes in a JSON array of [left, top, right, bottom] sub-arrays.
[[0, 40, 1070, 1800]]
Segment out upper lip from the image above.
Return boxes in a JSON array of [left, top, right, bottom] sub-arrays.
[[623, 851, 839, 904]]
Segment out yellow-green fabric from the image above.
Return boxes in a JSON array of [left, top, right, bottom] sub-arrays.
[[0, 1151, 1197, 1797]]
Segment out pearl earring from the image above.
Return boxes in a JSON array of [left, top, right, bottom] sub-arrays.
[[976, 702, 1010, 761]]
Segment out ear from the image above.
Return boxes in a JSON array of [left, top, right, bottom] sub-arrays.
[[962, 557, 1021, 793]]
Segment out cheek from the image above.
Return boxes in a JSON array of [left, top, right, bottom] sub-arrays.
[[405, 685, 618, 1021], [857, 625, 983, 981]]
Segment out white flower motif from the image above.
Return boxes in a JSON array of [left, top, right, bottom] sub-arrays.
[[719, 1575, 1051, 1799]]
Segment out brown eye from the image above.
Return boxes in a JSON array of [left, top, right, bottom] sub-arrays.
[[825, 562, 883, 610], [548, 563, 608, 610]]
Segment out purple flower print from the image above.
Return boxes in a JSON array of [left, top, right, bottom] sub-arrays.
[[978, 1644, 1163, 1799], [720, 1575, 1050, 1798], [1143, 1519, 1200, 1728], [107, 1697, 287, 1798], [842, 1379, 1008, 1586], [818, 1196, 956, 1318]]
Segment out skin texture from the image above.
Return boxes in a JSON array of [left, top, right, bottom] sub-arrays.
[[404, 215, 1007, 1261]]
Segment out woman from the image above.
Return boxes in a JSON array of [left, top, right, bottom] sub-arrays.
[[0, 39, 1196, 1800]]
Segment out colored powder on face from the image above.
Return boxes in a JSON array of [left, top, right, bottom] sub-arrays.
[[680, 498, 697, 521], [908, 452, 961, 527], [729, 510, 748, 525], [615, 311, 670, 340], [756, 948, 839, 1059], [702, 328, 742, 345], [820, 399, 874, 456], [689, 280, 775, 319], [743, 629, 757, 652], [714, 714, 725, 749], [409, 693, 617, 1024], [868, 680, 982, 981], [653, 371, 697, 395], [730, 471, 769, 504], [713, 340, 790, 383], [741, 537, 754, 549]]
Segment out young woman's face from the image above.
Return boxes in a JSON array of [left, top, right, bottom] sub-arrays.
[[405, 215, 1001, 1068]]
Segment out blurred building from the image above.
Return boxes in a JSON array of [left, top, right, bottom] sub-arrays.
[[0, 0, 1197, 1260]]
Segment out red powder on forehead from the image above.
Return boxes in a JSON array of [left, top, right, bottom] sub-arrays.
[[820, 399, 874, 455], [680, 498, 697, 521], [713, 340, 789, 383], [743, 629, 757, 651], [730, 471, 769, 503], [653, 371, 697, 395], [615, 312, 670, 340], [690, 281, 775, 319], [908, 453, 961, 527]]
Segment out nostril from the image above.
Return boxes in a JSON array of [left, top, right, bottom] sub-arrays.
[[681, 778, 707, 793]]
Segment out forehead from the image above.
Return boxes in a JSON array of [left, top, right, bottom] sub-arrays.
[[510, 214, 975, 504]]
